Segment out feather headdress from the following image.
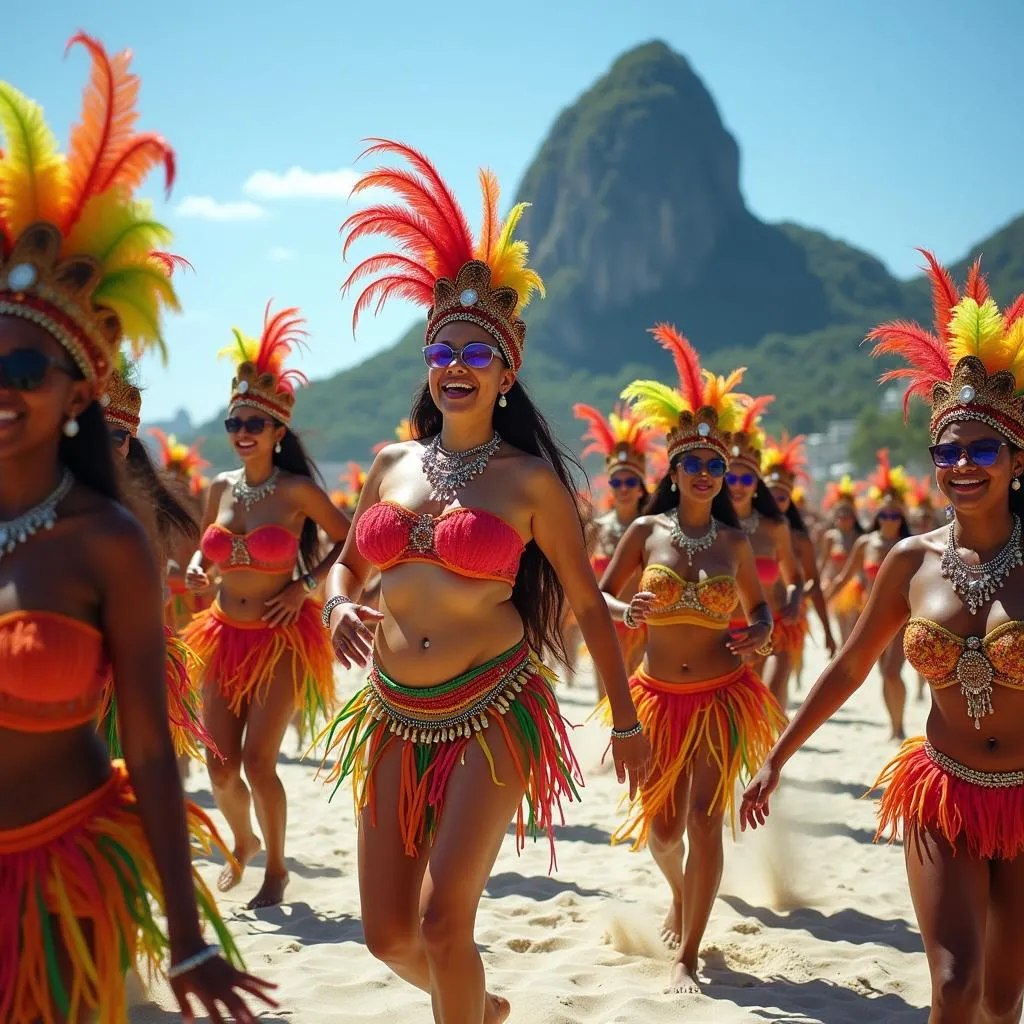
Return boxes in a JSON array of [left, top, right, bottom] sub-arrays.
[[867, 448, 910, 505], [219, 302, 308, 424], [340, 139, 544, 372], [762, 432, 809, 493], [621, 323, 749, 461], [724, 394, 775, 474], [866, 250, 1024, 447], [372, 418, 417, 454], [907, 474, 935, 511], [332, 461, 368, 510], [103, 351, 143, 435], [573, 402, 654, 478], [0, 33, 178, 387], [147, 427, 209, 489], [823, 474, 859, 512]]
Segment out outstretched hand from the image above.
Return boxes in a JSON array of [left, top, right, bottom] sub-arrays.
[[172, 955, 278, 1024], [739, 759, 782, 832]]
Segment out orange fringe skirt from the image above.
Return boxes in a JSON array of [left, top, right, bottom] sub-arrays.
[[831, 578, 865, 617], [317, 640, 582, 869], [772, 613, 808, 659], [183, 599, 335, 737], [0, 763, 241, 1024], [164, 578, 210, 635], [873, 737, 1024, 860], [100, 626, 217, 762], [601, 665, 784, 848]]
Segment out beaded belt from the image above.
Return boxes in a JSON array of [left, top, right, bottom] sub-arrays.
[[366, 640, 535, 744], [924, 741, 1024, 788]]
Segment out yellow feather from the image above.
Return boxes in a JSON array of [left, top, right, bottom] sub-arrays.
[[62, 193, 172, 272], [621, 380, 685, 431], [489, 202, 545, 313], [217, 329, 258, 365], [947, 298, 1006, 367], [0, 83, 68, 238], [92, 264, 177, 361], [1004, 317, 1024, 388]]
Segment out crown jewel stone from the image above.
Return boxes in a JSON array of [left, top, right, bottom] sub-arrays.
[[7, 264, 37, 291], [697, 422, 711, 437], [459, 288, 478, 307], [237, 380, 249, 394], [959, 385, 977, 404]]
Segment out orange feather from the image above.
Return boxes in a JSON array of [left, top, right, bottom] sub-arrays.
[[917, 249, 959, 341], [649, 323, 703, 410]]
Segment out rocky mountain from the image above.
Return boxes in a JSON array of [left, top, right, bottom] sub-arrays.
[[187, 40, 1020, 469]]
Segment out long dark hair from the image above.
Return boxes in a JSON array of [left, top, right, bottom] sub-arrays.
[[831, 502, 865, 535], [60, 400, 122, 502], [872, 510, 912, 540], [782, 496, 808, 535], [273, 426, 325, 574], [410, 377, 584, 662], [126, 437, 199, 553], [751, 477, 786, 522], [643, 455, 741, 530]]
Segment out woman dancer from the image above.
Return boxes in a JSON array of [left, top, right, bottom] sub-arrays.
[[725, 402, 803, 707], [762, 433, 838, 704], [819, 475, 865, 642], [908, 475, 941, 535], [321, 140, 650, 1024], [743, 253, 1024, 1024], [826, 450, 911, 738], [184, 304, 350, 909], [598, 323, 781, 992], [0, 34, 274, 1022], [575, 402, 655, 689]]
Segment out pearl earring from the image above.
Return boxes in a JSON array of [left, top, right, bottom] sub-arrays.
[[1013, 476, 1021, 492], [62, 417, 79, 438], [498, 392, 507, 408], [671, 481, 678, 492], [275, 441, 282, 454]]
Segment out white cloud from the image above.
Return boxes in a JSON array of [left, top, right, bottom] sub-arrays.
[[267, 247, 295, 262], [242, 166, 360, 200], [176, 196, 267, 222]]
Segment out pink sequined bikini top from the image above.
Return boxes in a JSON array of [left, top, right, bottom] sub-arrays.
[[201, 523, 299, 573], [356, 500, 524, 584]]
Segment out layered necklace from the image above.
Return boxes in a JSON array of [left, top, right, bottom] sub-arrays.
[[738, 510, 761, 537], [941, 515, 1023, 616], [0, 469, 74, 560], [233, 467, 280, 512], [667, 509, 717, 566], [422, 432, 502, 504]]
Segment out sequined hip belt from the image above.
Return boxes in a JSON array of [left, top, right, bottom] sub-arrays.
[[924, 741, 1024, 788], [367, 640, 534, 743]]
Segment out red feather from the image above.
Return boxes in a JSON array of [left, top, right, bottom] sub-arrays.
[[877, 369, 934, 418], [649, 323, 704, 409], [256, 303, 308, 394], [573, 403, 616, 457], [965, 257, 989, 305], [1004, 293, 1024, 329], [341, 205, 442, 265], [865, 320, 950, 381], [150, 252, 193, 277], [739, 395, 774, 433], [917, 249, 960, 341]]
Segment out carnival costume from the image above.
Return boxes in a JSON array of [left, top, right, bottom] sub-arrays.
[[864, 449, 910, 580], [867, 252, 1024, 857], [182, 305, 335, 738], [99, 361, 216, 761], [823, 475, 865, 615], [908, 475, 938, 529], [318, 139, 580, 865], [605, 324, 784, 844], [574, 402, 656, 668], [0, 34, 239, 1022]]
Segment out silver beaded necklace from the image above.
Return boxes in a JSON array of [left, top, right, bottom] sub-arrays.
[[941, 515, 1023, 616], [232, 467, 280, 512], [667, 509, 717, 566], [0, 469, 74, 560], [422, 432, 502, 504], [739, 510, 761, 537]]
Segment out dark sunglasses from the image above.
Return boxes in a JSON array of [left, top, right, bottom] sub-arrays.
[[609, 476, 642, 489], [929, 439, 1005, 469], [422, 342, 505, 370], [0, 348, 73, 392], [877, 510, 903, 521], [224, 415, 272, 435], [682, 455, 727, 478], [108, 427, 129, 447], [726, 472, 757, 487]]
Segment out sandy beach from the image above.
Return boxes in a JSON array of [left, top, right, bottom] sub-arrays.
[[136, 622, 932, 1022]]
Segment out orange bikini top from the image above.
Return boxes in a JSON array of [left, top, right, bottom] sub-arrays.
[[201, 523, 299, 573], [0, 611, 106, 732], [863, 561, 881, 581], [756, 556, 779, 586], [591, 554, 611, 578], [904, 618, 1024, 690], [638, 563, 739, 628], [357, 500, 524, 584], [828, 549, 847, 565]]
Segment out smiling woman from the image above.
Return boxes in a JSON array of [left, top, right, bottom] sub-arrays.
[[742, 252, 1024, 1023]]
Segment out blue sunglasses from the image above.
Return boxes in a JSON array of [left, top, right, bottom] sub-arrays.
[[682, 455, 727, 478], [726, 472, 757, 487]]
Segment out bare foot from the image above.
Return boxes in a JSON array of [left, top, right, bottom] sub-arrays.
[[217, 834, 261, 893], [667, 961, 702, 994], [661, 901, 682, 950], [484, 993, 511, 1024], [246, 870, 289, 909]]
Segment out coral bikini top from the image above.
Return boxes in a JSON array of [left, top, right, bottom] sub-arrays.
[[357, 500, 524, 585], [0, 611, 106, 732], [904, 618, 1024, 691], [863, 561, 881, 581], [638, 563, 739, 628], [201, 523, 299, 573], [756, 556, 780, 586]]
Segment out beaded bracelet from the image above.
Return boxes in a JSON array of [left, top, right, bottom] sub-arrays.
[[623, 606, 640, 630], [611, 721, 644, 740], [321, 595, 352, 629], [167, 943, 221, 979]]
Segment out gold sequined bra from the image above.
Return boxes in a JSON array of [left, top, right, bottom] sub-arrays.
[[638, 563, 739, 628]]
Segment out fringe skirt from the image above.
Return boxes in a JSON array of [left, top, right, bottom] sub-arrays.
[[100, 626, 217, 762], [771, 613, 808, 659], [317, 640, 582, 868], [831, 578, 865, 617], [164, 580, 210, 635], [873, 737, 1024, 860], [182, 599, 335, 737], [601, 664, 784, 848], [0, 763, 240, 1024]]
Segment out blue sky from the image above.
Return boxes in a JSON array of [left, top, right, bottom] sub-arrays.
[[6, 0, 1024, 422]]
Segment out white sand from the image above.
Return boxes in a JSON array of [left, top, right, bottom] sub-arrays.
[[135, 625, 932, 1022]]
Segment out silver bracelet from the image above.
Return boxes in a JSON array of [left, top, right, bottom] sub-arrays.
[[623, 606, 640, 630], [611, 721, 644, 740], [321, 595, 353, 628], [167, 943, 221, 979]]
